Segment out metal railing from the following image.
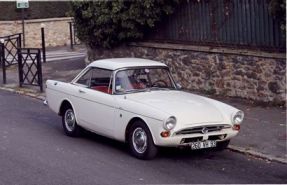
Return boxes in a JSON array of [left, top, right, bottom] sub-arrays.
[[0, 29, 45, 88], [0, 33, 22, 66], [17, 48, 43, 92], [148, 0, 285, 51]]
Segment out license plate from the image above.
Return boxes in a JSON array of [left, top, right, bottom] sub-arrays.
[[190, 140, 217, 150]]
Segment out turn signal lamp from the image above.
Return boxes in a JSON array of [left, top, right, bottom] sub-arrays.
[[232, 124, 240, 131], [161, 131, 170, 138]]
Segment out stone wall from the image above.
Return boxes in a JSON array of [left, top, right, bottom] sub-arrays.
[[87, 43, 286, 106], [0, 17, 73, 48]]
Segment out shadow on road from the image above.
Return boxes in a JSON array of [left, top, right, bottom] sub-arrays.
[[77, 127, 238, 160]]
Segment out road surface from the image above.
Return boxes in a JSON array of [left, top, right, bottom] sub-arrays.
[[0, 90, 286, 184]]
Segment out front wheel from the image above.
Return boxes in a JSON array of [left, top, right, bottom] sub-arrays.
[[128, 121, 158, 160], [62, 108, 80, 137]]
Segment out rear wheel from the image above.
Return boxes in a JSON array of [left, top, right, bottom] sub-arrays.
[[62, 107, 80, 137], [128, 121, 158, 160], [216, 140, 230, 151]]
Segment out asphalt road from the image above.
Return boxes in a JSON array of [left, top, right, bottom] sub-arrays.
[[0, 90, 286, 185]]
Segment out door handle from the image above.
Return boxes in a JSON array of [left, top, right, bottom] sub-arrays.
[[78, 89, 86, 94]]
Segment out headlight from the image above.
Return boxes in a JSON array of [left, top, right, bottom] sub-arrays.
[[164, 116, 177, 130], [232, 111, 244, 125]]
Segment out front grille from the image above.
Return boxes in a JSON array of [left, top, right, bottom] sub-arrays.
[[175, 124, 231, 135], [180, 134, 227, 144], [181, 137, 203, 144]]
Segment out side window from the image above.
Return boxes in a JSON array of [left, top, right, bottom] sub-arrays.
[[76, 69, 92, 86], [90, 68, 113, 94]]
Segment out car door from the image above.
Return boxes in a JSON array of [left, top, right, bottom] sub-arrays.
[[72, 67, 117, 137]]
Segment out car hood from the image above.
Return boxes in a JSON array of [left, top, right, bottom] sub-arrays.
[[125, 90, 224, 125]]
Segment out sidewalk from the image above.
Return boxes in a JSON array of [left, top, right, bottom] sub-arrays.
[[0, 46, 286, 164]]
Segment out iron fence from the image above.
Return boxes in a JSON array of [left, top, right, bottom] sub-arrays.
[[18, 48, 43, 92], [148, 0, 285, 51], [0, 33, 22, 66]]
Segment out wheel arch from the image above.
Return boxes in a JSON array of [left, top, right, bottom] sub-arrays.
[[59, 99, 72, 115], [125, 117, 155, 144]]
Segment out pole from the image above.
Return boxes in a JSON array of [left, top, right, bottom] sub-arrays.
[[21, 8, 25, 47], [18, 33, 22, 48], [37, 49, 43, 92], [41, 25, 46, 63], [69, 22, 73, 50], [0, 40, 6, 84], [17, 48, 23, 87]]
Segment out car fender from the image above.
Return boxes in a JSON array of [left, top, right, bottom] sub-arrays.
[[58, 98, 80, 123], [112, 96, 168, 145]]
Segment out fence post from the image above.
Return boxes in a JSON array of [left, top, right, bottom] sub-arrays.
[[18, 33, 22, 48], [0, 39, 6, 84], [41, 24, 46, 63], [17, 48, 23, 87], [69, 22, 73, 50], [21, 8, 25, 47], [37, 49, 43, 92]]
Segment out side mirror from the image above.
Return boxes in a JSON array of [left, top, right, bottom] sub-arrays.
[[176, 83, 182, 89]]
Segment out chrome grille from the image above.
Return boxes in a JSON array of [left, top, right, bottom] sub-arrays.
[[175, 124, 231, 135]]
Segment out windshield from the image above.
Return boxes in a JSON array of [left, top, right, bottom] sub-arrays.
[[115, 67, 176, 93]]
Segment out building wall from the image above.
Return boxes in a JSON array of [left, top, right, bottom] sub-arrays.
[[0, 17, 73, 48], [87, 42, 286, 105]]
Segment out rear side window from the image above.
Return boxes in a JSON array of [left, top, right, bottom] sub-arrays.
[[76, 68, 113, 94]]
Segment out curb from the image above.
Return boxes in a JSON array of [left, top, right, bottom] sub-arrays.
[[0, 86, 45, 101], [228, 145, 287, 165], [0, 86, 286, 165]]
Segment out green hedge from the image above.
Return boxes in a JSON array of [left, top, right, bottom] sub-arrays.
[[71, 0, 178, 49], [0, 2, 71, 21]]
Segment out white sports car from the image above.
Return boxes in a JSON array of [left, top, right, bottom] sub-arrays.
[[45, 58, 244, 159]]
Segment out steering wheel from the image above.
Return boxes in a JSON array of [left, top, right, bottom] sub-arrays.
[[152, 80, 168, 87]]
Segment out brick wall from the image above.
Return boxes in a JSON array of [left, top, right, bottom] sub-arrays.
[[0, 17, 73, 48]]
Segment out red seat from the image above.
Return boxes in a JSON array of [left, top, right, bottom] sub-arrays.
[[91, 86, 112, 94], [131, 83, 145, 89]]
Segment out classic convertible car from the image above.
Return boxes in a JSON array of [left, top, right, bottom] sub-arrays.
[[45, 58, 244, 159]]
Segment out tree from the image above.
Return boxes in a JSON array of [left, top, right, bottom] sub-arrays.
[[70, 0, 178, 49]]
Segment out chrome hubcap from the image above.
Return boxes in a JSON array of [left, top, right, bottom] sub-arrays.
[[64, 109, 75, 132], [132, 127, 147, 154]]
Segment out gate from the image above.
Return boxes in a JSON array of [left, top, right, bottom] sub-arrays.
[[0, 33, 22, 67], [18, 48, 43, 92]]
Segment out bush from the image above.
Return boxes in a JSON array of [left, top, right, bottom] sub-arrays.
[[71, 0, 178, 49]]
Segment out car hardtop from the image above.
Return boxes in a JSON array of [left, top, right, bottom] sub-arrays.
[[87, 58, 167, 71]]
